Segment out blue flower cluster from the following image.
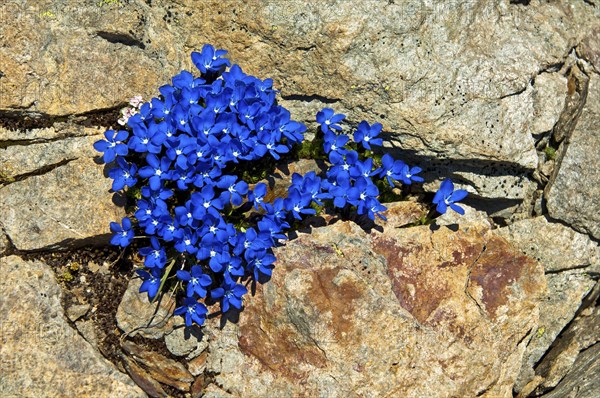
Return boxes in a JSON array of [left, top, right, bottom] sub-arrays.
[[94, 44, 467, 328]]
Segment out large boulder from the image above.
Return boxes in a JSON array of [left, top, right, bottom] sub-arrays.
[[201, 218, 545, 397]]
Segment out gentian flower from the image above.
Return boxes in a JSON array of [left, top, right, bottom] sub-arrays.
[[136, 269, 162, 300], [398, 164, 425, 185], [138, 155, 172, 191], [432, 179, 469, 215], [191, 44, 231, 75], [174, 297, 208, 327], [139, 237, 167, 269], [93, 130, 128, 163], [211, 281, 248, 313], [316, 108, 345, 134], [108, 157, 138, 191], [176, 265, 213, 298], [353, 121, 383, 150], [110, 217, 134, 247], [248, 183, 268, 210]]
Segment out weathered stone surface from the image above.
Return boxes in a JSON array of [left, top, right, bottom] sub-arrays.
[[164, 319, 205, 357], [0, 123, 102, 143], [0, 132, 103, 182], [202, 220, 545, 397], [530, 304, 600, 395], [0, 0, 173, 115], [543, 341, 600, 398], [0, 157, 125, 251], [0, 255, 144, 398], [188, 351, 208, 377], [66, 303, 91, 322], [531, 72, 568, 135], [497, 216, 600, 273], [0, 227, 10, 256], [3, 1, 599, 203], [122, 340, 193, 392], [116, 278, 175, 339], [121, 354, 169, 398], [547, 73, 600, 240], [514, 272, 596, 393]]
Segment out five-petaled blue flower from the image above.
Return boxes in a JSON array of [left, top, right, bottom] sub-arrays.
[[432, 179, 469, 215], [110, 217, 134, 247], [316, 108, 345, 134], [174, 297, 208, 327], [94, 129, 129, 163]]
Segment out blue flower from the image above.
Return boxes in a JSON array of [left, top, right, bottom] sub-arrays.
[[211, 281, 248, 313], [248, 183, 268, 210], [138, 154, 172, 191], [108, 157, 138, 191], [136, 268, 162, 300], [174, 297, 208, 327], [176, 265, 213, 297], [353, 121, 383, 150], [398, 164, 424, 185], [110, 217, 134, 247], [191, 44, 231, 75], [284, 189, 315, 220], [316, 108, 345, 134], [93, 130, 129, 163], [217, 175, 249, 206], [432, 179, 469, 215], [139, 237, 167, 269]]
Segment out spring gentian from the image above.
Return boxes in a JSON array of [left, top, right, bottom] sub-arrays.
[[211, 281, 248, 313], [174, 297, 208, 327], [177, 265, 213, 297], [316, 108, 345, 134], [432, 179, 469, 215], [93, 129, 129, 163], [110, 217, 134, 247]]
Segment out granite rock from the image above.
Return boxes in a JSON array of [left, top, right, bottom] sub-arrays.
[[547, 73, 600, 240], [0, 255, 144, 398], [202, 218, 545, 397], [0, 157, 125, 251]]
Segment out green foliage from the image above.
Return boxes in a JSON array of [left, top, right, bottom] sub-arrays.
[[544, 146, 557, 160]]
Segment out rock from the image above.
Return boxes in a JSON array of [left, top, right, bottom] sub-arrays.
[[0, 133, 103, 182], [122, 340, 194, 392], [0, 227, 10, 256], [578, 27, 600, 72], [542, 340, 600, 398], [121, 354, 169, 398], [0, 255, 144, 398], [75, 319, 99, 348], [164, 320, 206, 357], [0, 124, 97, 143], [379, 200, 428, 229], [66, 303, 91, 322], [0, 157, 125, 251], [0, 1, 173, 115], [202, 383, 235, 398], [514, 272, 596, 393], [187, 351, 208, 377], [547, 73, 600, 240], [116, 278, 176, 339], [496, 216, 600, 273], [533, 304, 600, 393], [435, 203, 492, 231], [531, 72, 568, 135], [202, 220, 545, 397]]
